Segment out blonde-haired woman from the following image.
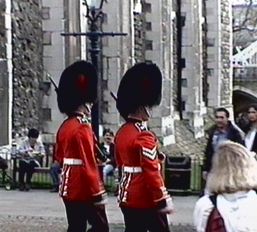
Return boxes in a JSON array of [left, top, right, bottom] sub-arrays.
[[194, 141, 257, 232]]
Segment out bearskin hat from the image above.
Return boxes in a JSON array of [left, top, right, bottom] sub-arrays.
[[57, 60, 97, 115], [116, 62, 162, 119]]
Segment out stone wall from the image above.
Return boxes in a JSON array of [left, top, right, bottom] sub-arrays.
[[172, 0, 178, 108], [0, 1, 5, 58], [202, 0, 208, 106], [0, 1, 8, 145], [12, 0, 43, 136], [133, 12, 145, 62], [220, 0, 232, 107]]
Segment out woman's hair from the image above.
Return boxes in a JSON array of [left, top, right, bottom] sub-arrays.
[[206, 141, 257, 194]]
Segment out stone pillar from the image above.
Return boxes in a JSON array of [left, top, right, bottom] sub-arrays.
[[0, 0, 12, 146], [205, 0, 233, 115], [41, 0, 66, 142], [101, 0, 133, 134], [144, 0, 175, 146], [181, 0, 205, 138], [205, 0, 221, 107], [220, 0, 233, 112]]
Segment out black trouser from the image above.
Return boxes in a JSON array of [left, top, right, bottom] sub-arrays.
[[64, 200, 109, 232], [18, 160, 38, 184], [121, 206, 170, 232]]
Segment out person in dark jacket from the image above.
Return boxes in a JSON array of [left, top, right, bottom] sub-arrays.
[[243, 104, 257, 155], [203, 107, 244, 179]]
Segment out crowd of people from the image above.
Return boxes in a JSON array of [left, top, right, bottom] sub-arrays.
[[195, 105, 257, 231], [1, 60, 257, 231]]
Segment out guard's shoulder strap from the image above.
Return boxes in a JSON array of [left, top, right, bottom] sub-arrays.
[[134, 122, 147, 132]]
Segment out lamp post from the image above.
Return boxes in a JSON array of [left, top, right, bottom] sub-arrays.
[[61, 0, 127, 139]]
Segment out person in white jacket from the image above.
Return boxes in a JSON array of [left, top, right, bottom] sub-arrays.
[[194, 141, 257, 232]]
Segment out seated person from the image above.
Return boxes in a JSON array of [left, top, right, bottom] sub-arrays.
[[49, 144, 61, 192], [99, 128, 116, 184], [18, 128, 45, 191], [0, 157, 8, 170]]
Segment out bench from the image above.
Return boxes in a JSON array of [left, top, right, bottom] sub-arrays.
[[32, 167, 52, 189], [34, 167, 50, 173]]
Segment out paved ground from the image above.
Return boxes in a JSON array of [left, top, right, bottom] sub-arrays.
[[0, 189, 197, 231]]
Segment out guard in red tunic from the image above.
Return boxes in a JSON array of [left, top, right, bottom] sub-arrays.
[[55, 61, 109, 232], [115, 63, 174, 232]]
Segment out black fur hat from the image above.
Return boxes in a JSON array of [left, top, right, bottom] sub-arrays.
[[116, 62, 162, 119], [57, 60, 97, 115]]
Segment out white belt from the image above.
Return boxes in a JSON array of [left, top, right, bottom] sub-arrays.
[[63, 158, 83, 166], [123, 166, 142, 173]]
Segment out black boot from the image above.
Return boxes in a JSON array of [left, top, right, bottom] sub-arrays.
[[25, 183, 30, 191], [19, 183, 25, 191]]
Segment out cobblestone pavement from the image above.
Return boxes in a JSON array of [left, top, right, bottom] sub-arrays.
[[0, 189, 197, 231], [0, 215, 196, 232]]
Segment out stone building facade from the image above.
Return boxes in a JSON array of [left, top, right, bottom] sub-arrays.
[[180, 0, 205, 138], [205, 0, 233, 114], [101, 0, 175, 146], [0, 0, 234, 151], [39, 0, 233, 148], [41, 0, 88, 141]]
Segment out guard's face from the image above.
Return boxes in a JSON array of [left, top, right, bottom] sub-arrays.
[[141, 107, 151, 121], [215, 111, 229, 129], [83, 103, 93, 115], [248, 107, 257, 123]]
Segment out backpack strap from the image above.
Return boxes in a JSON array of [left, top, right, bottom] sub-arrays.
[[206, 194, 227, 232], [209, 194, 217, 207]]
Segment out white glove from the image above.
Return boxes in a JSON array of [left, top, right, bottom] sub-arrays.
[[158, 198, 174, 214], [94, 193, 108, 205]]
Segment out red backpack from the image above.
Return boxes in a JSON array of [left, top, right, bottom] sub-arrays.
[[206, 195, 227, 232]]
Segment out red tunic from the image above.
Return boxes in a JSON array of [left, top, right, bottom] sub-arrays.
[[55, 114, 106, 202], [115, 121, 171, 209]]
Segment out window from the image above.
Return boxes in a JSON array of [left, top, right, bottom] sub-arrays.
[[181, 78, 188, 87], [146, 22, 152, 31], [145, 40, 153, 50], [182, 101, 186, 111], [207, 68, 214, 76], [142, 3, 151, 13], [207, 38, 215, 47], [42, 7, 50, 20], [42, 108, 51, 121], [43, 31, 52, 45], [180, 14, 186, 27], [180, 58, 186, 68]]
